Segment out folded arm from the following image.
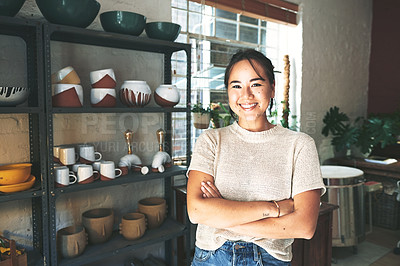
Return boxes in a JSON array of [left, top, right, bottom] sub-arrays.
[[187, 170, 293, 228]]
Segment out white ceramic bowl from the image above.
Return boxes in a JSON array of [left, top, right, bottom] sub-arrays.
[[90, 68, 116, 88], [154, 84, 180, 107], [90, 88, 116, 105], [0, 87, 30, 106], [119, 80, 151, 107], [52, 84, 83, 106]]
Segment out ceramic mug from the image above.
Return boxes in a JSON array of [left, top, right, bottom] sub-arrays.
[[54, 166, 77, 187], [53, 145, 63, 163], [77, 165, 100, 184], [100, 161, 122, 181], [71, 163, 87, 173], [138, 197, 167, 229], [92, 160, 105, 171], [82, 208, 114, 244], [119, 212, 146, 240], [90, 68, 116, 88], [79, 145, 102, 164], [57, 225, 87, 259], [59, 147, 78, 166]]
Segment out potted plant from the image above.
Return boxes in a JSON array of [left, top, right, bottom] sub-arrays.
[[191, 103, 211, 129], [322, 106, 359, 156], [209, 102, 234, 128]]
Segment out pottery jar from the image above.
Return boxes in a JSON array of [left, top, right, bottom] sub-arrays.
[[119, 80, 151, 107], [119, 212, 146, 240], [138, 197, 167, 229], [154, 84, 180, 107], [82, 208, 114, 244]]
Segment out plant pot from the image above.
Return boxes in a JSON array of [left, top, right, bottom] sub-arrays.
[[192, 113, 210, 129]]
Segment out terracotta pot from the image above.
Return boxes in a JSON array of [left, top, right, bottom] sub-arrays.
[[138, 197, 166, 229], [57, 225, 87, 259], [119, 212, 146, 240], [82, 208, 114, 244]]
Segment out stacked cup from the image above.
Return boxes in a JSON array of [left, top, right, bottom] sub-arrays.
[[51, 66, 83, 107], [90, 69, 117, 107]]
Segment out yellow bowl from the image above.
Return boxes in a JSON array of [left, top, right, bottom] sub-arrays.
[[0, 175, 36, 193], [0, 163, 32, 185]]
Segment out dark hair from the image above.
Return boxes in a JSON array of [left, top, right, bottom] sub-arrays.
[[224, 49, 275, 118]]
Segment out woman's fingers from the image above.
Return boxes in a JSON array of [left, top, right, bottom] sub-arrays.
[[201, 181, 222, 198]]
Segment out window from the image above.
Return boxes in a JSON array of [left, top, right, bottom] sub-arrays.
[[171, 0, 300, 159]]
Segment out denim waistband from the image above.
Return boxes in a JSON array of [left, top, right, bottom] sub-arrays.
[[220, 241, 260, 254]]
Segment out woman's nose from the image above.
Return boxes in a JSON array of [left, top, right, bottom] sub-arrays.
[[242, 85, 254, 98]]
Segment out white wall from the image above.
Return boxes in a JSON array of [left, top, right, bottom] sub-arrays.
[[295, 0, 372, 162], [0, 0, 174, 262]]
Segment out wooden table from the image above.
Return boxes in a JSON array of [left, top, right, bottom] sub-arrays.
[[173, 186, 337, 266]]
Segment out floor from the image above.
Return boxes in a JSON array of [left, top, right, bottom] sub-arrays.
[[332, 225, 400, 266]]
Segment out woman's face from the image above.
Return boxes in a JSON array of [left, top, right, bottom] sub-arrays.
[[227, 59, 275, 126]]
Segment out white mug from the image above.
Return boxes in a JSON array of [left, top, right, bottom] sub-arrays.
[[92, 160, 105, 171], [53, 145, 63, 163], [100, 161, 122, 181], [79, 145, 102, 164], [77, 165, 99, 184], [59, 147, 78, 166], [72, 163, 87, 173], [55, 166, 77, 187]]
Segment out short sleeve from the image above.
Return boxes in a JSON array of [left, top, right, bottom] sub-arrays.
[[292, 138, 326, 197], [186, 130, 218, 178]]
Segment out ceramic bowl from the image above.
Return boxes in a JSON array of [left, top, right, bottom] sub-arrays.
[[51, 66, 81, 85], [52, 84, 83, 107], [154, 84, 180, 107], [119, 80, 151, 108], [100, 11, 146, 36], [82, 208, 114, 244], [0, 87, 30, 107], [0, 163, 32, 185], [145, 22, 181, 41], [57, 225, 87, 259], [90, 88, 116, 107], [0, 175, 35, 193], [0, 0, 26, 17], [89, 68, 116, 88], [35, 0, 100, 28]]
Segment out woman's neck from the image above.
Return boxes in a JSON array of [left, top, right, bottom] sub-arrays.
[[237, 117, 275, 132]]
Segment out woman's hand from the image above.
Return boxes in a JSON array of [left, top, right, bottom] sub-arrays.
[[201, 181, 222, 198], [277, 199, 294, 217]]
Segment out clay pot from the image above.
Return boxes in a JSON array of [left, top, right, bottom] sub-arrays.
[[138, 197, 166, 229], [51, 66, 81, 85], [90, 68, 116, 88], [52, 84, 83, 107], [154, 84, 180, 108], [119, 80, 151, 107], [119, 212, 146, 240], [90, 88, 116, 107], [82, 208, 114, 244], [192, 113, 210, 129], [57, 225, 87, 259]]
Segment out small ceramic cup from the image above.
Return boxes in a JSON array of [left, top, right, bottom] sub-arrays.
[[79, 144, 102, 164], [54, 166, 77, 187], [90, 68, 116, 88], [77, 165, 100, 184], [71, 163, 87, 173], [90, 88, 117, 107], [100, 161, 122, 181], [57, 225, 87, 259], [52, 84, 83, 107], [53, 145, 64, 163], [82, 208, 114, 244], [51, 66, 81, 85], [119, 212, 146, 240], [59, 147, 78, 166], [138, 197, 167, 229]]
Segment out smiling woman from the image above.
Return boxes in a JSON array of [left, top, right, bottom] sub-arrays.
[[186, 49, 326, 265]]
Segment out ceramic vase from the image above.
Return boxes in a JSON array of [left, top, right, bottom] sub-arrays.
[[119, 80, 151, 107], [154, 84, 180, 107]]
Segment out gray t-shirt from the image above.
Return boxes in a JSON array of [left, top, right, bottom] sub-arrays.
[[188, 122, 326, 261]]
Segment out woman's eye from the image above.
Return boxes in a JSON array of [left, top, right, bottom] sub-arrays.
[[251, 83, 262, 87], [231, 84, 241, 89]]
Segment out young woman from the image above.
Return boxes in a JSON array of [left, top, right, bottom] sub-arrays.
[[187, 49, 326, 265]]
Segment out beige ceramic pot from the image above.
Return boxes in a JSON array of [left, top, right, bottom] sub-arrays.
[[82, 208, 114, 244], [57, 225, 87, 259], [138, 197, 167, 229], [119, 212, 146, 240], [192, 113, 210, 129]]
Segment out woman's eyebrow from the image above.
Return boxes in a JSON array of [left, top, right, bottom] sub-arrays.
[[229, 77, 265, 84]]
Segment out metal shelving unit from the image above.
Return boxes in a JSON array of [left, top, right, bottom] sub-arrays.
[[42, 23, 192, 265], [0, 16, 49, 265]]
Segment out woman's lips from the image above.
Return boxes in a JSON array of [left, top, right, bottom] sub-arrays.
[[239, 103, 257, 111]]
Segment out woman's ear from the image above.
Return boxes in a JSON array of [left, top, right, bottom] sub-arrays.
[[271, 81, 275, 98]]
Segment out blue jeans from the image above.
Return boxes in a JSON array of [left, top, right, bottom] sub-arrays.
[[192, 241, 291, 266]]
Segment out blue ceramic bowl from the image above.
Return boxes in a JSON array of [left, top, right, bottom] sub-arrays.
[[35, 0, 100, 28], [145, 22, 181, 42], [0, 0, 26, 17], [100, 11, 146, 36]]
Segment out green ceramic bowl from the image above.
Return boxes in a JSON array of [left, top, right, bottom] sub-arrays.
[[100, 11, 146, 36], [35, 0, 100, 28], [0, 0, 26, 17], [145, 22, 181, 42]]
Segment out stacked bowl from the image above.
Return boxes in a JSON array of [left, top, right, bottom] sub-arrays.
[[51, 66, 83, 107], [0, 163, 36, 193], [100, 11, 146, 36], [90, 69, 117, 107]]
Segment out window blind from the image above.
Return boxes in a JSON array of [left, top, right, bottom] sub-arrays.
[[189, 0, 298, 26]]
